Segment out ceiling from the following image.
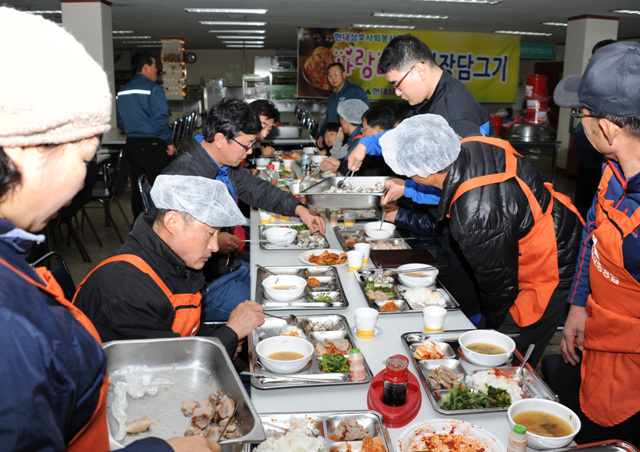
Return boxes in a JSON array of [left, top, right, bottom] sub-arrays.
[[8, 0, 640, 51]]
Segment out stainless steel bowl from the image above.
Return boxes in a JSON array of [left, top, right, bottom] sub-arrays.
[[504, 123, 555, 142]]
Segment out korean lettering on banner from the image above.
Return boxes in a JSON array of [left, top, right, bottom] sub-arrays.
[[297, 27, 519, 102]]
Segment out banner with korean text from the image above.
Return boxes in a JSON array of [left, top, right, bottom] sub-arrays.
[[297, 28, 520, 102]]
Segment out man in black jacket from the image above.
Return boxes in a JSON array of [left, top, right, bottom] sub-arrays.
[[162, 98, 325, 322]]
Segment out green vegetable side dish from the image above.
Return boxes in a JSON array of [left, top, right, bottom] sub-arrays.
[[440, 384, 512, 410], [318, 353, 349, 373], [365, 281, 394, 295], [310, 293, 333, 303], [289, 224, 308, 232]]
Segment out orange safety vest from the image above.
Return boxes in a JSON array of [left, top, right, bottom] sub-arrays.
[[74, 254, 202, 337], [451, 136, 582, 327], [580, 166, 640, 426], [0, 257, 110, 451]]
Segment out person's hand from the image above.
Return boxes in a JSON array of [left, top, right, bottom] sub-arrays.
[[381, 203, 399, 222], [561, 304, 588, 366], [382, 179, 406, 205], [321, 157, 340, 171], [234, 338, 246, 360], [167, 144, 177, 156], [296, 205, 326, 235], [316, 135, 324, 148], [217, 232, 241, 253], [318, 149, 327, 156], [260, 145, 275, 157], [166, 436, 220, 452], [249, 168, 258, 175], [226, 300, 265, 340], [347, 143, 367, 171]]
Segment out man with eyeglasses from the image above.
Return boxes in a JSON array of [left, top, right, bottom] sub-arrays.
[[162, 98, 325, 323], [317, 62, 370, 148], [549, 41, 640, 445]]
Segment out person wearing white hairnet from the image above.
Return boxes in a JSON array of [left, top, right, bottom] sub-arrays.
[[381, 114, 584, 366], [0, 7, 219, 452], [322, 98, 369, 167], [74, 175, 264, 358]]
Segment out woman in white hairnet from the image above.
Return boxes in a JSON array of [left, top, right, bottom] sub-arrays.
[[0, 7, 218, 452], [380, 114, 584, 366]]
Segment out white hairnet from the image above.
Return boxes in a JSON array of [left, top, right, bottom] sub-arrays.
[[380, 114, 461, 178], [151, 175, 246, 228], [337, 99, 368, 125]]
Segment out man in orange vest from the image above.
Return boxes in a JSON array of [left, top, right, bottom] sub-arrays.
[[379, 114, 584, 366], [74, 175, 265, 359], [550, 41, 640, 445]]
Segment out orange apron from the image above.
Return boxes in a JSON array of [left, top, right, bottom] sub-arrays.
[[74, 254, 202, 337], [580, 165, 640, 426], [451, 136, 582, 327], [0, 257, 110, 451]]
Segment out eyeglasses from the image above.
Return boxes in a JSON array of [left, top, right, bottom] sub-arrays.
[[327, 71, 343, 79], [571, 107, 599, 119], [392, 62, 423, 90], [230, 137, 256, 152]]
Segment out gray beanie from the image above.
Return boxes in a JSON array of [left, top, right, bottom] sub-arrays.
[[0, 7, 112, 147], [337, 99, 368, 125]]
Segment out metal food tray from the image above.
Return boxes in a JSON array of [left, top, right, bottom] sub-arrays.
[[248, 314, 374, 390], [301, 176, 390, 210], [401, 330, 558, 415], [553, 441, 640, 452], [255, 265, 347, 310], [243, 410, 392, 451], [334, 226, 411, 251], [354, 268, 459, 314], [259, 224, 329, 250], [104, 337, 265, 447]]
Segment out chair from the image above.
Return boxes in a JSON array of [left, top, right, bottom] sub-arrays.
[[138, 173, 154, 214], [91, 149, 131, 243], [30, 251, 76, 301]]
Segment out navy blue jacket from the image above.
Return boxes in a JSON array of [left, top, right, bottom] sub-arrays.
[[321, 80, 370, 129], [116, 74, 174, 145]]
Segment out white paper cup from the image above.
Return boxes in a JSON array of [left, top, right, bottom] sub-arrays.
[[290, 181, 300, 195], [259, 210, 271, 224], [343, 210, 357, 226], [347, 250, 363, 273], [354, 243, 371, 265], [423, 305, 447, 332], [271, 161, 282, 170], [283, 159, 292, 170], [354, 307, 378, 339]]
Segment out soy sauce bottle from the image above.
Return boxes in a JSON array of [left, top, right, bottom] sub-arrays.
[[382, 355, 409, 407]]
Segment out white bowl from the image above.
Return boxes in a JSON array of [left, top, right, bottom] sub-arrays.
[[311, 155, 325, 165], [264, 227, 297, 244], [363, 221, 396, 239], [255, 336, 314, 374], [397, 263, 439, 288], [302, 146, 317, 155], [458, 330, 515, 367], [255, 157, 271, 167], [507, 399, 581, 450], [262, 274, 307, 301]]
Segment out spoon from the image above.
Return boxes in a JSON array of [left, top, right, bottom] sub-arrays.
[[378, 211, 387, 230], [515, 343, 535, 381], [264, 312, 298, 325]]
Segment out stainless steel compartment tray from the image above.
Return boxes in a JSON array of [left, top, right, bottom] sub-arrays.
[[248, 314, 374, 389], [301, 176, 390, 210], [334, 226, 411, 251], [401, 330, 558, 415], [554, 441, 640, 452], [259, 224, 329, 250], [104, 337, 264, 447], [243, 410, 392, 452], [255, 265, 347, 310], [354, 268, 459, 314]]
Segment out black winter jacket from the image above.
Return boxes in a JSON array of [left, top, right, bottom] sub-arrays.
[[437, 140, 583, 327]]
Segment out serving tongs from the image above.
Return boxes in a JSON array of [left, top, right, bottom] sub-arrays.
[[202, 391, 221, 437], [336, 169, 355, 189]]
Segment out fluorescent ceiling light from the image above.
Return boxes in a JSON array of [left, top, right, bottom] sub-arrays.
[[373, 12, 448, 20], [495, 30, 552, 36], [353, 24, 415, 29], [541, 22, 567, 27], [216, 35, 265, 39], [200, 21, 266, 26], [186, 8, 267, 14], [113, 30, 135, 34], [208, 30, 265, 33], [611, 9, 640, 15], [113, 35, 152, 40], [227, 45, 264, 48], [27, 10, 61, 14], [411, 0, 500, 3]]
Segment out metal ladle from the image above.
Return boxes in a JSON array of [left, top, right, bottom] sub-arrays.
[[515, 343, 535, 381]]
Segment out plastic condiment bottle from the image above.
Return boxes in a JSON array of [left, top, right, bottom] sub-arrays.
[[330, 210, 339, 227], [382, 355, 409, 407], [348, 348, 366, 381], [266, 164, 279, 185], [507, 424, 528, 452]]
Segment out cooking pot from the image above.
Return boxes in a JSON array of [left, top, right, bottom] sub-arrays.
[[504, 123, 555, 142]]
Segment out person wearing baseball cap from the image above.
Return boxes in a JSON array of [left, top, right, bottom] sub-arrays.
[[550, 41, 640, 444]]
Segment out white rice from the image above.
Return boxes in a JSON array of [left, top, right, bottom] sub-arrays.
[[404, 287, 447, 308], [466, 369, 523, 403], [255, 418, 326, 452]]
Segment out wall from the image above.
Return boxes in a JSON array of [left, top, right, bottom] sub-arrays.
[[184, 48, 278, 86]]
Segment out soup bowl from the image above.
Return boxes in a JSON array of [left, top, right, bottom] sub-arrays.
[[458, 330, 515, 367], [363, 221, 396, 240], [264, 227, 297, 244], [255, 336, 314, 374], [397, 263, 439, 288], [262, 275, 307, 302], [507, 399, 581, 449]]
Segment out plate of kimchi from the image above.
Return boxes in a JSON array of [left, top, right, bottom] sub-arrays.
[[300, 249, 347, 266]]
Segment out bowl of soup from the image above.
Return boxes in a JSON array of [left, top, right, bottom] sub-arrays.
[[262, 275, 307, 302], [363, 221, 396, 240], [255, 336, 314, 374], [507, 399, 581, 449], [397, 263, 439, 288], [458, 330, 515, 367], [264, 227, 298, 245]]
